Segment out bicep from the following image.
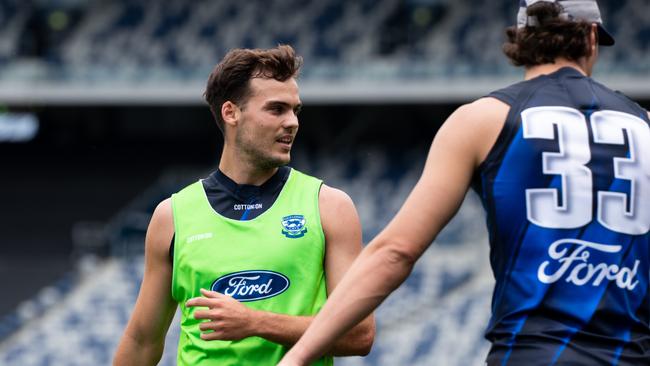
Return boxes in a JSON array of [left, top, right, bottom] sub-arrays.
[[320, 187, 375, 341], [320, 186, 364, 294], [375, 101, 504, 258], [124, 199, 178, 342], [379, 125, 475, 257]]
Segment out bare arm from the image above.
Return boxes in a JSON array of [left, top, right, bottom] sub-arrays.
[[252, 185, 374, 355], [278, 97, 509, 365], [113, 199, 177, 366], [320, 185, 375, 355], [186, 185, 374, 356]]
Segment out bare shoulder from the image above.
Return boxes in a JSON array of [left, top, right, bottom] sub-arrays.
[[319, 184, 354, 208], [434, 97, 510, 165], [318, 184, 360, 234], [318, 184, 362, 260], [440, 97, 509, 137], [145, 198, 175, 256], [451, 97, 510, 124], [150, 198, 174, 230]]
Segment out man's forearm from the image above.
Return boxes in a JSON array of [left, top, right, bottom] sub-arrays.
[[252, 310, 373, 356], [113, 334, 164, 366], [280, 242, 415, 364]]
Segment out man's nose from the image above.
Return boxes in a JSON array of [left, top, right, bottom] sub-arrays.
[[284, 112, 299, 129]]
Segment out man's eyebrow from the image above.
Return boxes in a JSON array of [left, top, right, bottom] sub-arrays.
[[265, 101, 289, 107], [265, 101, 302, 110]]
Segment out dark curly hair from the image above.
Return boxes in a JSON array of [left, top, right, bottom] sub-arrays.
[[204, 45, 303, 133], [503, 2, 594, 67]]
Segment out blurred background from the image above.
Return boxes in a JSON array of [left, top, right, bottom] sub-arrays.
[[0, 0, 648, 365]]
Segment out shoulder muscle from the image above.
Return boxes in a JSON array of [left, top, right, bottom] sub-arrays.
[[319, 185, 360, 240], [438, 97, 509, 167], [318, 184, 363, 293], [146, 198, 175, 259]]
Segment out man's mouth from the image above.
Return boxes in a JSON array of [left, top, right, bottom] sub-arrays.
[[277, 136, 293, 145]]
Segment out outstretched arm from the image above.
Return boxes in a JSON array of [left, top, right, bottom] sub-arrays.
[[278, 97, 509, 365], [185, 184, 374, 356], [113, 199, 177, 366]]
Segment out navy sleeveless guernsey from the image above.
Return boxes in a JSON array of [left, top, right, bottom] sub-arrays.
[[474, 67, 650, 365]]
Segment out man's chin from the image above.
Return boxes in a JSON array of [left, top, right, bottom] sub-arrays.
[[277, 156, 291, 167], [257, 154, 290, 170], [274, 152, 291, 165]]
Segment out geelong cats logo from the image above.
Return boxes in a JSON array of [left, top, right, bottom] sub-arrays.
[[281, 214, 307, 238], [211, 270, 290, 302]]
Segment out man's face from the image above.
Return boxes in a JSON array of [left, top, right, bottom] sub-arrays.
[[234, 77, 302, 170]]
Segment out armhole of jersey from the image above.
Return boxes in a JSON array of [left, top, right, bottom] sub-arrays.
[[314, 180, 330, 304], [487, 90, 515, 106], [472, 82, 545, 199], [314, 180, 326, 261], [477, 83, 544, 174], [476, 97, 514, 173], [170, 193, 179, 302], [169, 235, 174, 264]]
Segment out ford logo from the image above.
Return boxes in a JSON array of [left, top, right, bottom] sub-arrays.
[[211, 270, 290, 302]]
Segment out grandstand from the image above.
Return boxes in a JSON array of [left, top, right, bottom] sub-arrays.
[[0, 0, 648, 104], [0, 0, 649, 365]]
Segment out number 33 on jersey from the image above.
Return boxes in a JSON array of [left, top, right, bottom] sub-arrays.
[[523, 106, 650, 236]]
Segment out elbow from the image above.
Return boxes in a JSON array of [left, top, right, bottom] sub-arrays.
[[352, 339, 373, 357], [341, 317, 376, 357], [377, 239, 419, 270], [114, 329, 165, 365], [356, 322, 376, 356]]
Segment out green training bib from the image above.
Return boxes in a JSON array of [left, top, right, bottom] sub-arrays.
[[171, 168, 332, 366]]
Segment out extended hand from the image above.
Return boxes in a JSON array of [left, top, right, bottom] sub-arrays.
[[186, 288, 257, 341]]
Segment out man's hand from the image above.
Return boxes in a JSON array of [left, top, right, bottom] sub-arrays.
[[186, 288, 257, 341]]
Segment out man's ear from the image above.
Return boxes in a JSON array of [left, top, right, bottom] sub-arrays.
[[222, 101, 240, 127], [589, 23, 598, 55]]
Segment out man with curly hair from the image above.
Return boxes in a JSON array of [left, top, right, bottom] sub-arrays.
[[279, 1, 650, 365]]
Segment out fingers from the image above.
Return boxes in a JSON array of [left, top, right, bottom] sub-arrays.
[[200, 288, 223, 298], [186, 288, 226, 307], [199, 321, 218, 332], [185, 297, 213, 308], [195, 321, 224, 340], [200, 331, 227, 341], [193, 309, 215, 320], [196, 324, 241, 341]]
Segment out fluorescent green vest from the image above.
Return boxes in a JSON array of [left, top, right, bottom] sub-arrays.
[[171, 168, 332, 366]]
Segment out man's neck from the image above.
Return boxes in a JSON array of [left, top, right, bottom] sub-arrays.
[[524, 59, 587, 80], [219, 147, 278, 186]]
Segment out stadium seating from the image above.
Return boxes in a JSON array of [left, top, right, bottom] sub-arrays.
[[0, 0, 647, 85]]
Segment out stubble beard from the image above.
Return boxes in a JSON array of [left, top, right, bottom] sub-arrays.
[[235, 129, 290, 171]]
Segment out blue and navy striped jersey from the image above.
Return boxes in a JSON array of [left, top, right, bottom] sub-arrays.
[[473, 67, 650, 365]]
